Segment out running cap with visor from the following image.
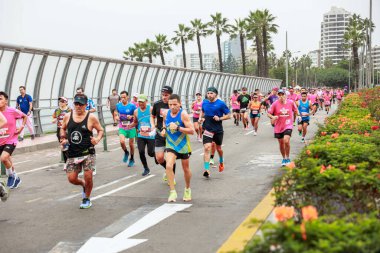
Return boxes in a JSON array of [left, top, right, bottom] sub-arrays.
[[161, 86, 173, 94], [137, 94, 148, 102], [74, 94, 88, 105], [58, 96, 68, 103], [272, 87, 279, 91], [207, 87, 218, 94], [277, 89, 285, 94], [196, 92, 202, 96], [133, 93, 139, 98]]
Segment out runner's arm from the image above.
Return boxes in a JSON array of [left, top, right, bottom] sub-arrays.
[[149, 107, 156, 132], [180, 111, 195, 135], [90, 114, 104, 145], [131, 109, 138, 128], [89, 100, 96, 113], [52, 110, 57, 123], [0, 111, 7, 128]]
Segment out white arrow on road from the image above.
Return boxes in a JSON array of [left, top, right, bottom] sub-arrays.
[[77, 203, 192, 253]]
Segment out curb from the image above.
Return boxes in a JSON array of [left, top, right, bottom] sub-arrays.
[[217, 189, 275, 253]]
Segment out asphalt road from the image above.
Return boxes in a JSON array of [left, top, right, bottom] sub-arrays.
[[0, 105, 334, 253]]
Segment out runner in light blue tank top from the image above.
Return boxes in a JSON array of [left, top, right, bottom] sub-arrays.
[[137, 105, 154, 139], [297, 92, 315, 143], [165, 108, 191, 154]]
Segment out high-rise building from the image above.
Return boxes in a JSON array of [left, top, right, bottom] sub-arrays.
[[308, 50, 321, 68], [223, 38, 246, 63], [320, 6, 351, 66], [373, 45, 380, 71], [173, 53, 218, 71]]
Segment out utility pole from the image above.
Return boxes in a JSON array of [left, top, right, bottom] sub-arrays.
[[286, 31, 289, 87], [369, 0, 374, 87]]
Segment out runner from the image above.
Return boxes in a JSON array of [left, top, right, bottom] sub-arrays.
[[131, 93, 139, 108], [76, 87, 96, 113], [0, 92, 27, 201], [267, 89, 299, 166], [191, 92, 203, 141], [237, 87, 251, 130], [161, 94, 194, 202], [152, 86, 176, 182], [248, 93, 261, 136], [114, 91, 137, 167], [16, 86, 35, 141], [52, 97, 71, 168], [199, 87, 231, 178], [296, 92, 315, 143], [230, 90, 240, 126], [60, 94, 104, 209], [107, 89, 120, 126], [308, 89, 318, 114], [336, 87, 343, 104], [323, 90, 331, 114], [132, 94, 156, 176], [287, 86, 298, 126], [316, 88, 324, 111]]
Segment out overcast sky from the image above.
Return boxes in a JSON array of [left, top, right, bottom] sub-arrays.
[[1, 0, 379, 60]]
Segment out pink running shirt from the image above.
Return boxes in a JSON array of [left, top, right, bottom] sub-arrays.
[[231, 95, 240, 110], [268, 100, 297, 134], [192, 101, 202, 119], [0, 107, 24, 146], [324, 94, 331, 105], [308, 94, 317, 104], [287, 93, 298, 102]]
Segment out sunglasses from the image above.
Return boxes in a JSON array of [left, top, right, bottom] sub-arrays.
[[74, 102, 85, 106], [278, 93, 284, 96], [59, 100, 66, 103]]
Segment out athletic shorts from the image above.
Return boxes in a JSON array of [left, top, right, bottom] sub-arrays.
[[193, 117, 200, 123], [155, 134, 166, 152], [313, 103, 319, 107], [0, 144, 16, 156], [250, 112, 261, 119], [319, 99, 324, 102], [240, 108, 248, 113], [274, 129, 293, 139], [119, 128, 137, 138], [232, 109, 240, 113], [298, 120, 310, 125], [66, 154, 96, 173], [165, 148, 191, 160], [110, 108, 116, 116], [203, 130, 224, 146]]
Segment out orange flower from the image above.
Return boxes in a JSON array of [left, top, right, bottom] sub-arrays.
[[300, 222, 307, 240], [326, 142, 331, 146], [364, 133, 370, 137], [348, 165, 356, 171], [331, 133, 339, 139], [327, 164, 332, 169], [274, 206, 295, 222], [321, 132, 327, 136], [306, 150, 311, 156], [302, 206, 318, 221], [286, 162, 296, 170]]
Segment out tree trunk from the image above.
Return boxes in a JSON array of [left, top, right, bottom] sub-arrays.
[[240, 33, 246, 75], [148, 53, 153, 63], [352, 45, 359, 91], [216, 34, 223, 72], [255, 34, 264, 76], [160, 49, 165, 65], [197, 34, 204, 70], [181, 37, 187, 68], [262, 27, 268, 77]]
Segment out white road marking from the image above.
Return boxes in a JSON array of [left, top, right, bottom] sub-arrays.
[[58, 175, 137, 201], [18, 163, 61, 175], [77, 203, 191, 253], [91, 175, 155, 201], [245, 130, 254, 135], [13, 160, 32, 165], [25, 197, 43, 203]]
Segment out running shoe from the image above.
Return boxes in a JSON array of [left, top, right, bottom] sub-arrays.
[[281, 159, 287, 167], [163, 173, 168, 182], [286, 159, 291, 165], [0, 181, 9, 202], [301, 137, 305, 143], [128, 159, 135, 167], [209, 158, 215, 166], [183, 188, 192, 202], [168, 190, 177, 202], [299, 130, 302, 136], [203, 170, 210, 178], [93, 167, 97, 176], [219, 163, 224, 172], [80, 198, 92, 209], [142, 168, 150, 176], [11, 176, 21, 189], [253, 131, 257, 136], [6, 176, 15, 188], [123, 151, 129, 163]]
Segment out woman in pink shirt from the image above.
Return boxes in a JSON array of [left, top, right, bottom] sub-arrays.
[[308, 90, 318, 114], [192, 92, 203, 141], [268, 89, 299, 167], [230, 90, 240, 126], [323, 92, 331, 114]]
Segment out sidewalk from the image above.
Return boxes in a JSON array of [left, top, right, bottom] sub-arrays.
[[14, 124, 119, 155]]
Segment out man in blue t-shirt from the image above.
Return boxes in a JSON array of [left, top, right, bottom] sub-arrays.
[[199, 87, 231, 178], [16, 86, 35, 141], [76, 87, 96, 113]]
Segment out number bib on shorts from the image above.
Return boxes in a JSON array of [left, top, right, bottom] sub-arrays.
[[203, 130, 214, 138]]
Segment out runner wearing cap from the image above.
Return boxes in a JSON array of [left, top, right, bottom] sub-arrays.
[[131, 93, 139, 108], [267, 89, 300, 166], [132, 94, 156, 176], [237, 87, 251, 130], [230, 90, 240, 126], [199, 87, 231, 178], [191, 92, 203, 142], [248, 93, 261, 136], [160, 94, 194, 202], [152, 85, 176, 182], [60, 94, 104, 209], [265, 87, 279, 106], [52, 97, 72, 168], [114, 91, 137, 167], [296, 91, 315, 143]]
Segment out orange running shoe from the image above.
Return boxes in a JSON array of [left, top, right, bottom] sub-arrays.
[[219, 163, 224, 172]]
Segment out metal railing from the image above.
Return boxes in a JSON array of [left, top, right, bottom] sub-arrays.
[[0, 42, 282, 135]]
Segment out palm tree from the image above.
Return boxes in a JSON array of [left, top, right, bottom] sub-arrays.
[[246, 11, 264, 77], [344, 14, 365, 91], [256, 9, 278, 77], [230, 18, 248, 75], [155, 34, 172, 65], [172, 24, 192, 68], [208, 12, 232, 72], [363, 18, 375, 87], [123, 47, 136, 61], [142, 39, 159, 63], [131, 43, 146, 62], [189, 19, 212, 70]]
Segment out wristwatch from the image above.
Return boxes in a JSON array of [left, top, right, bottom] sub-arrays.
[[176, 125, 180, 131]]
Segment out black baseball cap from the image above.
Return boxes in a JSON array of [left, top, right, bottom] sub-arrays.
[[74, 94, 88, 105], [207, 87, 218, 94], [161, 86, 173, 94]]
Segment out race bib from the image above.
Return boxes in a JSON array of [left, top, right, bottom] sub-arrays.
[[140, 125, 151, 136], [251, 110, 259, 115], [285, 119, 291, 125], [301, 112, 309, 116], [73, 155, 88, 164], [203, 130, 214, 138], [196, 109, 201, 114]]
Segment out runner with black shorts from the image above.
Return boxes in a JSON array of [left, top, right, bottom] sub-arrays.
[[60, 94, 104, 209], [230, 90, 240, 126], [199, 87, 231, 178], [297, 92, 315, 143], [237, 87, 251, 130], [0, 92, 27, 201], [152, 86, 176, 182], [161, 94, 194, 202]]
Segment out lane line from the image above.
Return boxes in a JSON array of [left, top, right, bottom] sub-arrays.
[[25, 197, 43, 203], [58, 175, 137, 201], [18, 163, 61, 175], [91, 175, 155, 201], [245, 130, 254, 135], [217, 189, 275, 253], [13, 160, 32, 165]]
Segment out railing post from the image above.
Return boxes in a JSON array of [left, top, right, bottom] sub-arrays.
[[102, 123, 108, 152]]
